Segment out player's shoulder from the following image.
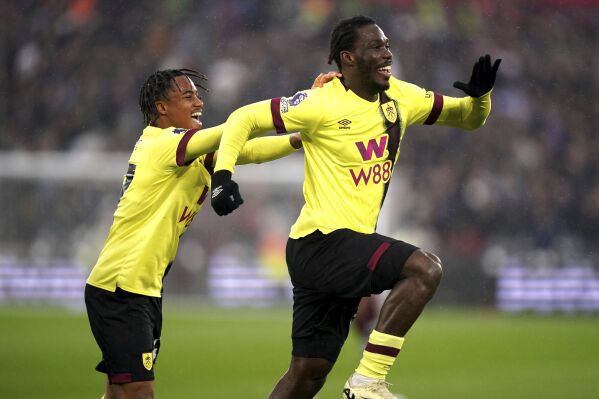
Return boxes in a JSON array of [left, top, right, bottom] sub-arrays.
[[388, 76, 427, 98], [279, 79, 338, 114], [134, 126, 188, 156], [142, 126, 197, 142]]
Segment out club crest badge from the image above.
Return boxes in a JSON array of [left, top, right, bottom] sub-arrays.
[[142, 352, 153, 371], [381, 100, 397, 124]]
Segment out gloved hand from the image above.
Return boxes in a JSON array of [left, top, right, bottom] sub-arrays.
[[453, 54, 501, 97], [210, 170, 244, 216]]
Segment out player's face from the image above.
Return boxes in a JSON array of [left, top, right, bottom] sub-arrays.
[[161, 76, 204, 130], [352, 24, 393, 92]]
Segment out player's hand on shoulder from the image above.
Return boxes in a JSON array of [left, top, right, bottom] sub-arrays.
[[312, 71, 342, 89], [289, 132, 302, 149], [453, 54, 501, 97], [210, 170, 244, 216]]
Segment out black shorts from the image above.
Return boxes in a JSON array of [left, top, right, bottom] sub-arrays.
[[286, 229, 418, 362], [84, 284, 162, 383]]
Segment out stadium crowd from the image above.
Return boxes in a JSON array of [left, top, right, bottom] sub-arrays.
[[1, 0, 598, 291]]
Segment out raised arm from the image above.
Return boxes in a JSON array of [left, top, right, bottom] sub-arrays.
[[438, 54, 500, 130], [180, 124, 225, 164], [434, 91, 492, 130], [210, 71, 338, 216], [212, 100, 275, 173], [209, 100, 277, 216]]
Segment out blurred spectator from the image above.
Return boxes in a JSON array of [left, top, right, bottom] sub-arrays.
[[1, 0, 598, 286]]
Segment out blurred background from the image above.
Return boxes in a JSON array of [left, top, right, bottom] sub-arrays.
[[0, 1, 598, 398], [1, 0, 598, 310]]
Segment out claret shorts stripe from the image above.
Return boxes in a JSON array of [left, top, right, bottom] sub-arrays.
[[286, 228, 418, 362]]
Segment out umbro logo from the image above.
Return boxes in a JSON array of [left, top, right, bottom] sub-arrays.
[[338, 119, 352, 130], [342, 388, 355, 399], [211, 186, 223, 198]]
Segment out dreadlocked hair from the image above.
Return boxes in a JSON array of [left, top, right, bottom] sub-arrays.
[[328, 15, 376, 69], [139, 68, 208, 126]]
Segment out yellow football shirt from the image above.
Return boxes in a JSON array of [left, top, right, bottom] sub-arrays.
[[215, 77, 491, 238], [87, 126, 214, 297]]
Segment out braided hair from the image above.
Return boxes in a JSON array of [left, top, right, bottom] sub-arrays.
[[328, 15, 376, 70], [139, 68, 207, 126]]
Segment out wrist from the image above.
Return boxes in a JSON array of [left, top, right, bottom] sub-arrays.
[[473, 88, 493, 99], [212, 169, 232, 182]]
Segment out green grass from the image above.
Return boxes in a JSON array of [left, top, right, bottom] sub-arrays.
[[1, 303, 598, 398]]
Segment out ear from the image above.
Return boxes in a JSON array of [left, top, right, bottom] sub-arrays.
[[340, 50, 355, 67], [155, 100, 167, 117]]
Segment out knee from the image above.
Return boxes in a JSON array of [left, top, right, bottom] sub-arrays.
[[108, 381, 154, 399], [289, 357, 333, 382], [408, 250, 443, 290]]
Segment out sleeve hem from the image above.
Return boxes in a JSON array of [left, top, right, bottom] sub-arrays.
[[176, 128, 200, 166]]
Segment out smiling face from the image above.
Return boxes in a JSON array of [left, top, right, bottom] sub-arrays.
[[155, 75, 204, 130], [349, 24, 393, 93]]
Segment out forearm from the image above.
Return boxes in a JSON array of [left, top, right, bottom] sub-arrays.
[[436, 90, 492, 130], [214, 100, 274, 173], [236, 134, 300, 165]]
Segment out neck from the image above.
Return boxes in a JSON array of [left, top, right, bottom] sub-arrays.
[[154, 118, 171, 129], [341, 73, 378, 102]]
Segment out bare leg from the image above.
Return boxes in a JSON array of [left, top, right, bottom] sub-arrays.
[[104, 379, 154, 399], [375, 250, 443, 336], [269, 356, 333, 399]]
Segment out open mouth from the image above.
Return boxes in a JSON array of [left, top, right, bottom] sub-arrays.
[[191, 111, 202, 121], [377, 65, 392, 77]]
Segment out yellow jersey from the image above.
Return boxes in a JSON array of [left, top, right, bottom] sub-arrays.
[[215, 77, 492, 238], [87, 126, 214, 297]]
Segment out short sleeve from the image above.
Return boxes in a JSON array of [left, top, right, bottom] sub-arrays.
[[389, 78, 442, 127], [151, 128, 200, 168], [270, 89, 325, 135]]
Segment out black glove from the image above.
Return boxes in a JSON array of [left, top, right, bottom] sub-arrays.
[[210, 170, 244, 216], [453, 54, 501, 97]]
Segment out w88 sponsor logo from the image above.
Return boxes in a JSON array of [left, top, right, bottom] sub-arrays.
[[349, 160, 392, 186], [348, 134, 392, 186]]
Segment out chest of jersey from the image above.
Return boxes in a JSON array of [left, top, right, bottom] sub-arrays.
[[307, 99, 402, 167]]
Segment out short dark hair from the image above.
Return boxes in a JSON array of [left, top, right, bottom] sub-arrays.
[[138, 69, 207, 125], [328, 15, 376, 69]]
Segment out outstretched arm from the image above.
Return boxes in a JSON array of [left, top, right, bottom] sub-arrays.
[[181, 124, 225, 164], [434, 91, 492, 130], [222, 133, 302, 165], [209, 100, 276, 216], [438, 54, 501, 130], [210, 71, 338, 216], [213, 71, 339, 172], [213, 100, 276, 173]]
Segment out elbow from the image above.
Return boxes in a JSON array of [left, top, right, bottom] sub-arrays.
[[225, 106, 246, 125], [464, 115, 488, 131]]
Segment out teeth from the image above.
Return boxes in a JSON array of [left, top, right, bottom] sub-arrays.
[[192, 112, 202, 118], [378, 66, 391, 72]]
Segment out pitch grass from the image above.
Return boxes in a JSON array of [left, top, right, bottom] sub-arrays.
[[1, 303, 598, 399]]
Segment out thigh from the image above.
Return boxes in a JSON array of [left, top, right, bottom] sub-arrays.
[[85, 285, 162, 384], [287, 229, 418, 297], [370, 239, 419, 294], [106, 380, 154, 399], [291, 286, 361, 363]]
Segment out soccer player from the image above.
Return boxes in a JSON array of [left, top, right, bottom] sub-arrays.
[[84, 68, 339, 399], [210, 16, 500, 399]]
